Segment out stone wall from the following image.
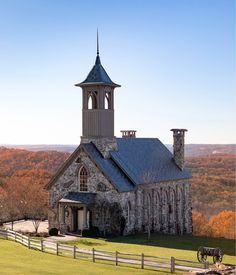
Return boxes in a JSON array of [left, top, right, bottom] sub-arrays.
[[132, 180, 192, 235], [48, 143, 192, 236]]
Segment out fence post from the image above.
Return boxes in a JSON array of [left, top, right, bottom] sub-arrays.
[[204, 261, 209, 269], [92, 248, 95, 262], [14, 232, 16, 242], [73, 246, 76, 259], [28, 237, 30, 249], [115, 251, 118, 266], [41, 240, 43, 252], [21, 234, 23, 244], [141, 253, 144, 269], [56, 243, 59, 256], [170, 256, 175, 273]]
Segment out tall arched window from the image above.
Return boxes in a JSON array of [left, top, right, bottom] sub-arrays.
[[105, 92, 111, 109], [162, 190, 168, 226], [88, 92, 97, 109], [170, 189, 176, 233], [127, 201, 131, 225], [147, 194, 151, 219], [155, 192, 161, 230], [79, 166, 88, 191]]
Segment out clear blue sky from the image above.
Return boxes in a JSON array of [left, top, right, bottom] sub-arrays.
[[0, 0, 235, 144]]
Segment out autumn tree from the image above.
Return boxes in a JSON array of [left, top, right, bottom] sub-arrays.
[[1, 182, 20, 230], [1, 169, 49, 232], [192, 210, 208, 236], [27, 183, 48, 233], [207, 211, 236, 239]]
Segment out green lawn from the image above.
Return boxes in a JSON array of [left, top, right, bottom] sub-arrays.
[[61, 233, 236, 265], [0, 237, 168, 275], [0, 234, 235, 275]]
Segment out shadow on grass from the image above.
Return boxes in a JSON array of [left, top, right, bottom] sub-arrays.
[[61, 238, 104, 247], [106, 233, 236, 256], [77, 239, 104, 246]]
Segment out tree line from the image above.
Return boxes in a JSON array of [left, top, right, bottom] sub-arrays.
[[0, 147, 235, 238]]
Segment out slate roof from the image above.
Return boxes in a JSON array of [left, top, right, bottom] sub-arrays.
[[47, 138, 191, 193], [81, 143, 134, 192], [110, 138, 191, 185], [75, 55, 120, 88], [59, 192, 96, 204]]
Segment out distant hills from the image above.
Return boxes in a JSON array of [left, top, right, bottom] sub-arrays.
[[2, 144, 235, 157], [0, 145, 235, 218]]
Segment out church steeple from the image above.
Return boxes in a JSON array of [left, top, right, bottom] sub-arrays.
[[75, 34, 120, 140], [95, 30, 101, 65]]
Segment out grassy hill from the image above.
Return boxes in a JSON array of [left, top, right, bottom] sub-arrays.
[[0, 233, 235, 275], [0, 238, 171, 275]]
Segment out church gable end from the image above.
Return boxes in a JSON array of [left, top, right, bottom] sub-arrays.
[[49, 148, 118, 208]]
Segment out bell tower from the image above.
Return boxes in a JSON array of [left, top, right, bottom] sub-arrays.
[[75, 33, 120, 157]]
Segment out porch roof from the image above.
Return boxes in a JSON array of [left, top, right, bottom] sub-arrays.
[[59, 192, 96, 205]]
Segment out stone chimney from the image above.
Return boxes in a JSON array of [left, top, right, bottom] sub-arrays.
[[170, 129, 187, 170], [121, 130, 136, 138]]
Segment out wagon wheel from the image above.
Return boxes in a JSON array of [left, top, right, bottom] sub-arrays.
[[197, 251, 207, 263], [213, 252, 223, 263]]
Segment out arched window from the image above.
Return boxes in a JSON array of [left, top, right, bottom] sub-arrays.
[[147, 194, 151, 219], [79, 166, 88, 191], [127, 201, 131, 225], [105, 92, 111, 109], [88, 96, 93, 109], [162, 190, 168, 226], [155, 192, 161, 230], [88, 92, 97, 109]]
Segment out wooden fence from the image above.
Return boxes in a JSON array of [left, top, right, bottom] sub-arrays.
[[0, 229, 209, 273]]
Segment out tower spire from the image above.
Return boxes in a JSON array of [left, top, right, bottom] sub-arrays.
[[95, 29, 101, 65], [97, 29, 99, 55]]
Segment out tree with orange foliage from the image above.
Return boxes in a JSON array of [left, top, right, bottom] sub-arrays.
[[1, 169, 48, 231], [1, 182, 20, 229], [207, 211, 236, 239], [192, 210, 208, 236]]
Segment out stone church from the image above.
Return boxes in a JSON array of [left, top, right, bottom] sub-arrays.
[[47, 39, 192, 236]]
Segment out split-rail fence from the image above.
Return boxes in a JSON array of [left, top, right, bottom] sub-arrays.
[[0, 229, 209, 273]]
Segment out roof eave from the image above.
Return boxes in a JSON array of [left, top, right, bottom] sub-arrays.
[[46, 145, 83, 190], [75, 82, 121, 88]]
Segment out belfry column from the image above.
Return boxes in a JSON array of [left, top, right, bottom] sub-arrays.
[[59, 204, 66, 233]]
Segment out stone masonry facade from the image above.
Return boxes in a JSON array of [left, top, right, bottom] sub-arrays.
[[48, 139, 192, 236]]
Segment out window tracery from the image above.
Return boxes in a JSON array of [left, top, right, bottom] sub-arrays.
[[79, 166, 88, 191]]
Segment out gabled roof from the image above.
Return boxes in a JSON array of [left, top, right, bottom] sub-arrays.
[[75, 55, 120, 88], [59, 192, 96, 204], [46, 142, 134, 192], [110, 138, 191, 184], [47, 138, 190, 193]]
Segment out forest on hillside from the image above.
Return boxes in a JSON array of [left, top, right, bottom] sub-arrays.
[[0, 147, 235, 238], [186, 154, 235, 216]]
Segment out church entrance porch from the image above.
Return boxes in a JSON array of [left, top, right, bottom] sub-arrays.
[[72, 206, 90, 232], [58, 192, 96, 234]]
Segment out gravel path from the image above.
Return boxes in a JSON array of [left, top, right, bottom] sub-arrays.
[[4, 220, 49, 233]]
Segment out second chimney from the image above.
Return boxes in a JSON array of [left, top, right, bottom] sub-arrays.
[[121, 130, 136, 138], [170, 129, 187, 170]]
